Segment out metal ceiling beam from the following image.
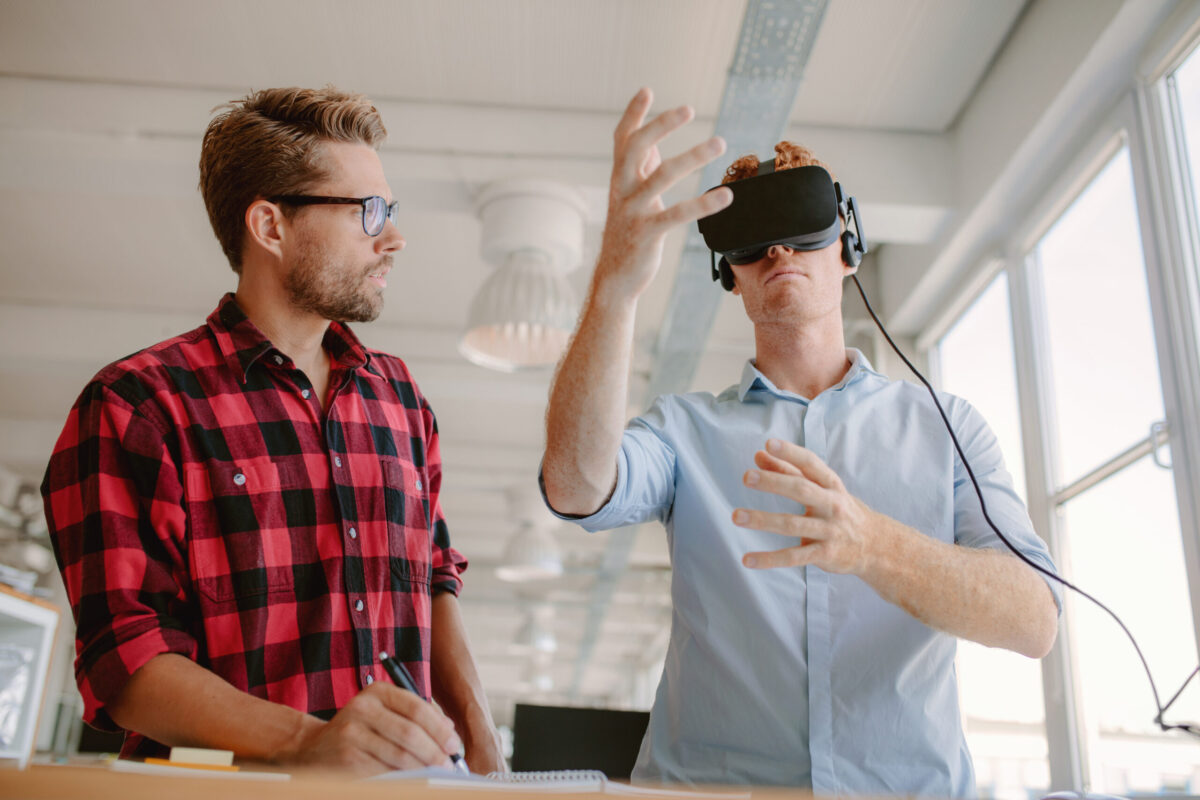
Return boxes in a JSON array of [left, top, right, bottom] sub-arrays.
[[645, 0, 831, 401]]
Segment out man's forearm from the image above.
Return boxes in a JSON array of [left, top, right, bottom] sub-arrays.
[[106, 653, 320, 762], [429, 593, 502, 773], [861, 512, 1059, 658], [543, 90, 731, 517], [542, 278, 637, 516]]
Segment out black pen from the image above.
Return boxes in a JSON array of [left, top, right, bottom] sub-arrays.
[[379, 651, 470, 774]]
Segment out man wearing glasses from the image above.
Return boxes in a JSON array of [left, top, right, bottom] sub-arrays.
[[41, 87, 504, 775]]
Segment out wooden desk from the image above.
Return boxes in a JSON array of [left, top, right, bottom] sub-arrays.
[[0, 763, 820, 800]]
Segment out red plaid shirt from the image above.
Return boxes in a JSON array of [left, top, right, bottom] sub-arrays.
[[41, 294, 467, 757]]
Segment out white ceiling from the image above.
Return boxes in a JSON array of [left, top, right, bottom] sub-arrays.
[[0, 0, 1043, 724]]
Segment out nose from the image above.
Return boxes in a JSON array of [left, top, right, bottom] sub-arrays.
[[376, 221, 405, 254], [767, 244, 794, 260]]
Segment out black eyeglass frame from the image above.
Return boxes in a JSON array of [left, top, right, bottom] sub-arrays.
[[269, 194, 399, 237]]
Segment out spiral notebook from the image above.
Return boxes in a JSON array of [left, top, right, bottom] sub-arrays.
[[371, 766, 749, 797]]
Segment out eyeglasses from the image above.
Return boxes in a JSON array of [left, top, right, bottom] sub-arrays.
[[270, 194, 399, 237]]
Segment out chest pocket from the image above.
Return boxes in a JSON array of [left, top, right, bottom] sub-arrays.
[[382, 459, 432, 586], [185, 458, 308, 603]]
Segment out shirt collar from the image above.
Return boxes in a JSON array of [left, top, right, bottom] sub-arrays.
[[207, 293, 372, 383], [737, 347, 881, 402]]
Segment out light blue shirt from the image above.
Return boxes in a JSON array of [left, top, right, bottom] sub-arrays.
[[541, 350, 1061, 797]]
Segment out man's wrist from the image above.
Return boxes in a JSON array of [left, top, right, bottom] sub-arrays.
[[856, 506, 912, 584], [589, 267, 642, 313], [270, 710, 324, 765]]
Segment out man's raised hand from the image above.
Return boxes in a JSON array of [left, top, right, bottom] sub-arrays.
[[594, 87, 733, 300]]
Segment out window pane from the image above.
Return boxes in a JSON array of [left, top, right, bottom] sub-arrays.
[[1173, 43, 1200, 222], [937, 272, 1047, 800], [1061, 457, 1200, 794], [937, 272, 1027, 499], [1036, 149, 1165, 486]]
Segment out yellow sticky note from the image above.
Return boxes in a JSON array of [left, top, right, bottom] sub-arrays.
[[167, 747, 235, 767]]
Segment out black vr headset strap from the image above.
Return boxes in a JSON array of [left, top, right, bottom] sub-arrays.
[[836, 183, 868, 268], [710, 249, 735, 291]]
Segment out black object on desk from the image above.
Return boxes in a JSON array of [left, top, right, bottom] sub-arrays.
[[511, 703, 650, 779], [378, 651, 470, 774]]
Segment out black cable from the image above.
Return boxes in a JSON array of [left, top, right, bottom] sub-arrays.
[[849, 273, 1199, 738]]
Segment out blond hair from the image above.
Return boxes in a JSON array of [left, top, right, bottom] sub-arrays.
[[199, 86, 388, 272]]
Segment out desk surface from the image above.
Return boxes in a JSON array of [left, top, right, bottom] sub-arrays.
[[0, 764, 824, 800]]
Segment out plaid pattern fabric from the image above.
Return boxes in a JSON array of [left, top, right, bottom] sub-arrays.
[[41, 293, 466, 757]]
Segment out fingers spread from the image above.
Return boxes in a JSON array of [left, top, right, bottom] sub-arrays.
[[651, 186, 733, 230], [762, 439, 842, 489], [616, 105, 694, 190], [743, 468, 827, 513], [742, 544, 823, 570], [614, 87, 654, 148], [753, 448, 804, 476], [633, 136, 727, 205], [731, 507, 825, 541]]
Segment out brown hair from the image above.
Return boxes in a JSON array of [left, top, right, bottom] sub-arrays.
[[199, 86, 388, 272], [721, 141, 831, 184]]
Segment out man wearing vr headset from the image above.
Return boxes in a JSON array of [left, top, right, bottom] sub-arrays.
[[41, 87, 503, 775], [541, 89, 1061, 795]]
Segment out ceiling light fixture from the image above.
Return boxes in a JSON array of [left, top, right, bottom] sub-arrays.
[[513, 605, 558, 655], [496, 523, 564, 583], [496, 486, 565, 583], [460, 179, 585, 372]]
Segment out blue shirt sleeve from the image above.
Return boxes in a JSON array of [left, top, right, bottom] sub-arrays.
[[949, 396, 1064, 614], [539, 396, 678, 531]]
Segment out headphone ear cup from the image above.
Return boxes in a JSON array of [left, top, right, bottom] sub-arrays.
[[718, 257, 735, 291], [841, 231, 862, 268]]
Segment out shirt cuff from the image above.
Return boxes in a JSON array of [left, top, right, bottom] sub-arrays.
[[77, 620, 197, 730], [537, 450, 627, 531]]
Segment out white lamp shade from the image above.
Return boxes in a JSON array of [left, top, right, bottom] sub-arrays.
[[459, 250, 577, 371], [513, 613, 558, 655], [496, 523, 564, 582]]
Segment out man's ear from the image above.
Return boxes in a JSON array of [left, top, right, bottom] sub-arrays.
[[731, 277, 741, 296], [245, 199, 287, 259]]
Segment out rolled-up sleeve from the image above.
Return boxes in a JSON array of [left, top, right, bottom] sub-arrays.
[[540, 397, 679, 531], [421, 398, 466, 596], [950, 397, 1064, 614], [41, 381, 197, 730]]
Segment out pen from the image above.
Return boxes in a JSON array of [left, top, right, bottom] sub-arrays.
[[379, 651, 470, 775]]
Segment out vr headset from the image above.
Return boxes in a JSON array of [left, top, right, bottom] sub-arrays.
[[697, 162, 867, 291]]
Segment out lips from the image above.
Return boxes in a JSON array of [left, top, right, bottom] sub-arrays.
[[765, 270, 805, 285], [366, 263, 390, 289]]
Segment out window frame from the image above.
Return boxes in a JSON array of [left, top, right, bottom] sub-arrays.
[[920, 9, 1200, 786]]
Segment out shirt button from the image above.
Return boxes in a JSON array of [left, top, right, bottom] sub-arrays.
[[365, 673, 373, 685], [355, 599, 364, 612], [274, 355, 283, 365], [348, 527, 357, 539], [415, 479, 423, 491], [301, 389, 310, 399], [233, 473, 246, 486], [334, 456, 342, 467]]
